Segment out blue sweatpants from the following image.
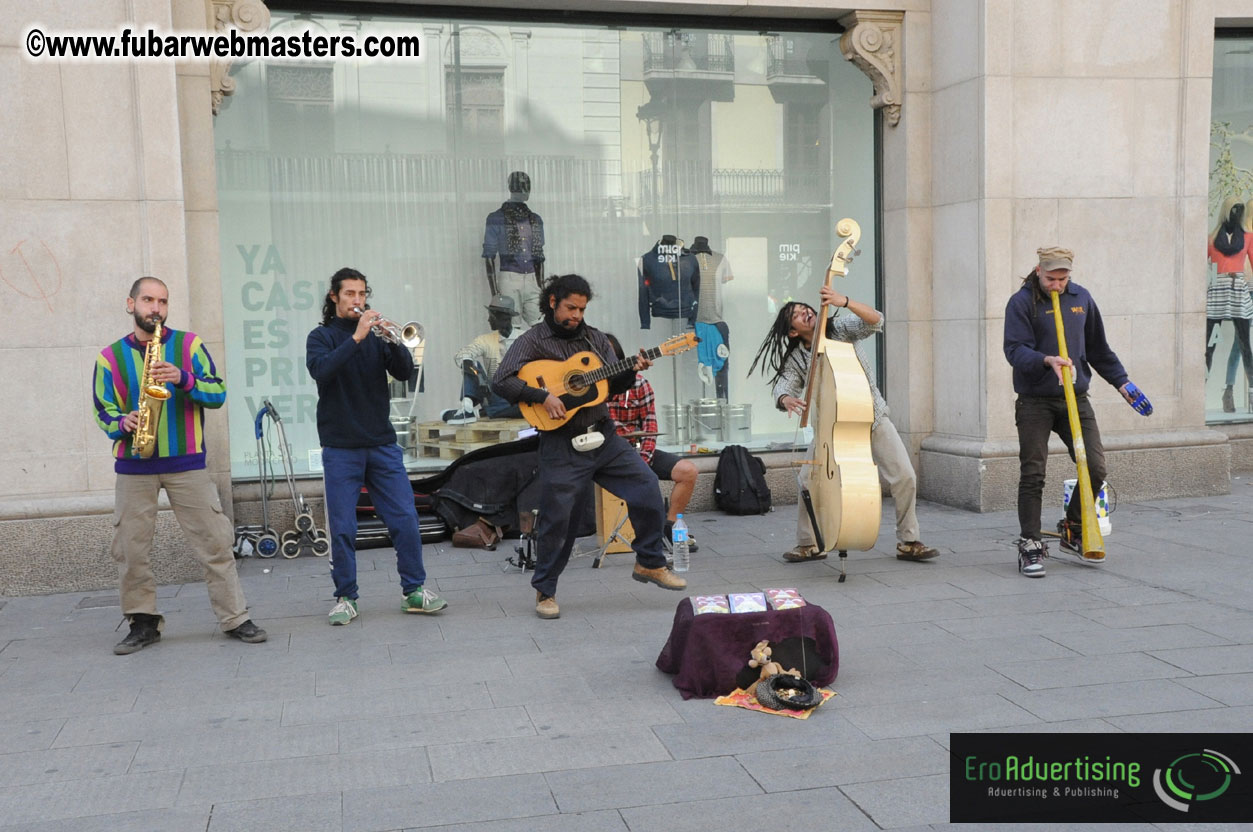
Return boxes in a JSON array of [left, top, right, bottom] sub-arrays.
[[532, 424, 667, 598], [322, 443, 426, 599]]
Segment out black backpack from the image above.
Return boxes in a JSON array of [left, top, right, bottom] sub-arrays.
[[714, 445, 771, 515]]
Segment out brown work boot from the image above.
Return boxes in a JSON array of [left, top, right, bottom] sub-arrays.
[[896, 541, 939, 561], [535, 592, 559, 619], [631, 563, 687, 590], [783, 544, 826, 563]]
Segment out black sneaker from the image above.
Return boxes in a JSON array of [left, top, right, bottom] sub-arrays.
[[225, 619, 268, 644], [1017, 537, 1047, 578], [113, 613, 161, 655], [1056, 518, 1080, 555]]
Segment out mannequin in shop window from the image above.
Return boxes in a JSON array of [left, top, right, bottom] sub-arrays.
[[483, 171, 545, 327], [638, 235, 699, 329], [1206, 196, 1253, 412], [441, 294, 524, 425], [690, 236, 734, 399]]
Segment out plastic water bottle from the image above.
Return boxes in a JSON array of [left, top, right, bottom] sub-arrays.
[[671, 514, 690, 572]]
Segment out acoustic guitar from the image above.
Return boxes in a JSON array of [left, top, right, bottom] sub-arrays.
[[516, 333, 698, 431]]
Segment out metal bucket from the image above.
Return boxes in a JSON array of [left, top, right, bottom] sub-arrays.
[[659, 403, 691, 446], [689, 398, 722, 441], [719, 403, 752, 443]]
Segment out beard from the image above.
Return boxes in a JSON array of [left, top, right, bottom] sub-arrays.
[[133, 310, 163, 333]]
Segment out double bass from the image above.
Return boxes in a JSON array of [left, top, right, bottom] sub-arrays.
[[798, 219, 881, 579]]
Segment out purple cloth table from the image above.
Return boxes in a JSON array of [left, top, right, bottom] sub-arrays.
[[655, 598, 839, 699]]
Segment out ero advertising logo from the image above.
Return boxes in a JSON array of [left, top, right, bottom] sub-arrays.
[[951, 733, 1251, 822], [1153, 748, 1241, 812]]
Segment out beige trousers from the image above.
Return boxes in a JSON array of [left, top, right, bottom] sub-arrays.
[[498, 270, 542, 327], [796, 416, 920, 548], [111, 469, 250, 631]]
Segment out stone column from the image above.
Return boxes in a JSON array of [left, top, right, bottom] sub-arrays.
[[913, 0, 1228, 510], [424, 24, 444, 124], [509, 28, 531, 134]]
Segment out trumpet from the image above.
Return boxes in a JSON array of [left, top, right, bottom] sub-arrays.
[[351, 306, 424, 349]]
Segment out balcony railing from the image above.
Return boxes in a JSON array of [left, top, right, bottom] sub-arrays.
[[766, 35, 821, 79], [637, 166, 830, 210], [642, 32, 735, 74]]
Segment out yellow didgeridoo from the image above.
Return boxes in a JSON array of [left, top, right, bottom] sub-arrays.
[[1050, 291, 1105, 561]]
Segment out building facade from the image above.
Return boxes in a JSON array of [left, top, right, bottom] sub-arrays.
[[2, 0, 1251, 593]]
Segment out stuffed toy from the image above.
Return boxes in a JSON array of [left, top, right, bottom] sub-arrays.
[[747, 640, 801, 681]]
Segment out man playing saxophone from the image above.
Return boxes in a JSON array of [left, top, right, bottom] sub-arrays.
[[92, 277, 266, 653]]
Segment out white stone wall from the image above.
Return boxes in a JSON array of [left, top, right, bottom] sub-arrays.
[[918, 0, 1235, 509], [3, 0, 1251, 592], [0, 0, 226, 590]]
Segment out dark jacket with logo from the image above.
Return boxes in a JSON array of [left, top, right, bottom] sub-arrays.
[[1003, 279, 1128, 397], [638, 241, 699, 328]]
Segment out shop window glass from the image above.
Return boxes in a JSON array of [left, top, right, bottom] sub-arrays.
[[214, 13, 876, 478], [1208, 36, 1253, 423]]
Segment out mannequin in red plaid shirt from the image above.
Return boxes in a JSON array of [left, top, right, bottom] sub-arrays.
[[605, 334, 700, 552]]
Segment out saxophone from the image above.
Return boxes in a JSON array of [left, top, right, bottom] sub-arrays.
[[133, 318, 172, 458]]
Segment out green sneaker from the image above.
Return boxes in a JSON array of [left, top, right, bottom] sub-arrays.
[[328, 597, 358, 626], [402, 587, 447, 614]]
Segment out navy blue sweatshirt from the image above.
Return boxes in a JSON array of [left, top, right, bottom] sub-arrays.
[[306, 316, 414, 447], [1003, 280, 1128, 397]]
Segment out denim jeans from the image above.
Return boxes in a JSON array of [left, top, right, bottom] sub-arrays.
[[461, 360, 521, 418], [322, 443, 426, 599]]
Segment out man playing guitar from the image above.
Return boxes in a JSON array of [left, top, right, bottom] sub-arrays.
[[493, 274, 688, 619]]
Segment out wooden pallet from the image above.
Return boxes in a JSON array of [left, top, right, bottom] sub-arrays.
[[417, 439, 495, 460], [414, 418, 530, 459]]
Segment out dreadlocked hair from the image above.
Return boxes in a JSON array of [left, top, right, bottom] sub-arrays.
[[321, 267, 369, 326], [749, 301, 831, 387], [1020, 268, 1051, 307]]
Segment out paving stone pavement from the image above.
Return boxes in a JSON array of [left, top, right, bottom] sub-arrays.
[[3, 477, 1253, 831]]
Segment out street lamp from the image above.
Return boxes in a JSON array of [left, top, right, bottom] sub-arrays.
[[636, 101, 664, 232]]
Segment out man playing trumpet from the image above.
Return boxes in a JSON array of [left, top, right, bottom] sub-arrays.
[[1004, 247, 1146, 577], [306, 267, 446, 624]]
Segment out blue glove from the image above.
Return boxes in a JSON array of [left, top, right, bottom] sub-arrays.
[[1124, 382, 1152, 416]]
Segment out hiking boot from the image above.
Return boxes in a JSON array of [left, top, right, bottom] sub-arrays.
[[632, 563, 687, 590], [402, 587, 447, 614], [535, 592, 559, 619], [113, 613, 161, 655], [1223, 385, 1236, 413], [1056, 518, 1081, 555], [1017, 537, 1047, 578], [896, 541, 939, 561], [225, 619, 267, 644], [783, 544, 826, 563], [328, 597, 358, 626]]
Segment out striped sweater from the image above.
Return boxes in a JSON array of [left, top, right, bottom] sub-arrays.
[[93, 328, 227, 474]]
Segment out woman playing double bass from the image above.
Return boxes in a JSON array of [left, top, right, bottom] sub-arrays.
[[749, 284, 940, 564]]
